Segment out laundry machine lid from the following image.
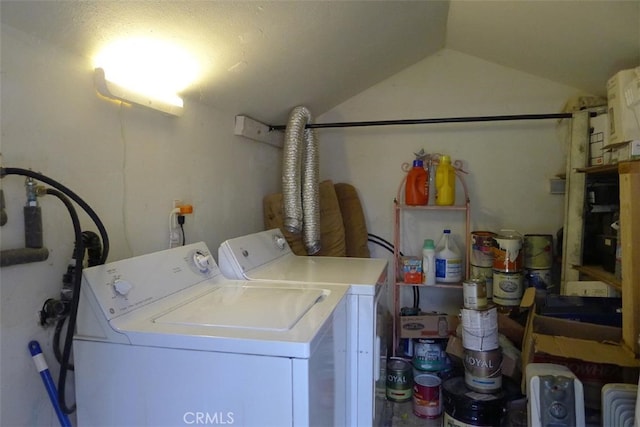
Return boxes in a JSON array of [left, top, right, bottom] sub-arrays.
[[218, 230, 387, 295], [153, 285, 325, 331]]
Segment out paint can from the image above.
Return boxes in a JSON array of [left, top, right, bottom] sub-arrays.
[[463, 348, 503, 394], [442, 376, 506, 427], [461, 306, 498, 330], [492, 270, 524, 307], [524, 234, 553, 269], [471, 231, 496, 267], [463, 278, 488, 309], [470, 265, 493, 299], [413, 338, 447, 372], [492, 231, 523, 272], [525, 268, 552, 290], [412, 373, 442, 419], [386, 357, 413, 402], [461, 326, 499, 351]]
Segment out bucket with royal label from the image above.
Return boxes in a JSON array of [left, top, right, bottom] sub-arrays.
[[492, 270, 524, 307], [413, 373, 442, 419], [463, 348, 503, 394], [525, 268, 552, 290], [413, 338, 447, 372], [471, 231, 496, 268], [492, 231, 523, 272], [523, 234, 553, 269], [442, 376, 506, 427], [463, 279, 488, 310], [470, 265, 493, 299], [386, 357, 413, 402]]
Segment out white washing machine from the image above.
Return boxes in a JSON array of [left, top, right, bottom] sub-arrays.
[[218, 229, 389, 427], [73, 242, 349, 427]]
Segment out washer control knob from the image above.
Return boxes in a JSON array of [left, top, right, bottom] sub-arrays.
[[193, 250, 214, 273], [274, 234, 287, 250], [113, 279, 133, 296]]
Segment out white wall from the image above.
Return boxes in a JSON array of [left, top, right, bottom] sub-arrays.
[[0, 25, 281, 426], [317, 49, 590, 310]]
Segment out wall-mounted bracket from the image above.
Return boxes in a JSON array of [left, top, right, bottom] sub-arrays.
[[234, 115, 283, 148]]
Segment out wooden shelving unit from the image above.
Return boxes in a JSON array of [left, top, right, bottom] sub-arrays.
[[561, 110, 640, 356]]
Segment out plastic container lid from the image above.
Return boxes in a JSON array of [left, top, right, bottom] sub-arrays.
[[423, 239, 435, 249], [441, 155, 451, 164], [444, 229, 451, 234], [413, 159, 424, 167]]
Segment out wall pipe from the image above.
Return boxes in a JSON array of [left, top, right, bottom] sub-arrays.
[[269, 112, 598, 131]]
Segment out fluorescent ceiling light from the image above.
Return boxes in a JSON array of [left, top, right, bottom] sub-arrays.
[[93, 38, 199, 116]]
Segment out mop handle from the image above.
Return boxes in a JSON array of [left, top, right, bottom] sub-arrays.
[[28, 340, 72, 427]]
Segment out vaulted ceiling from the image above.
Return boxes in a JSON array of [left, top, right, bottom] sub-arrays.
[[2, 1, 638, 124]]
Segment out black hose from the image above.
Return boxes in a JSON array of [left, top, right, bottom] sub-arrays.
[[53, 317, 72, 371], [1, 168, 109, 263], [367, 233, 419, 307], [82, 231, 103, 267], [44, 188, 83, 414]]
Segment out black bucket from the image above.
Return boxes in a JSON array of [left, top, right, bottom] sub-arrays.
[[442, 376, 506, 426]]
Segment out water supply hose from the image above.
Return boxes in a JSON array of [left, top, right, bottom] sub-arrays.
[[28, 341, 72, 427], [1, 167, 109, 264], [282, 106, 320, 254], [1, 167, 108, 415]]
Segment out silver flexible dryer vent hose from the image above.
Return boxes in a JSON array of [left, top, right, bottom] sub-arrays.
[[282, 106, 321, 255]]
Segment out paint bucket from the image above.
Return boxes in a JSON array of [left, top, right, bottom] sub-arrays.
[[492, 231, 523, 272], [386, 357, 413, 402], [463, 348, 503, 394], [413, 339, 447, 372], [492, 270, 524, 307], [463, 278, 488, 309], [412, 374, 442, 419], [471, 231, 496, 267], [461, 306, 498, 330], [461, 326, 499, 351], [525, 268, 552, 290], [470, 265, 493, 299], [524, 234, 553, 269], [443, 377, 506, 427]]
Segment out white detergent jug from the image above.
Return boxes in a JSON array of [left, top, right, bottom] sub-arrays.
[[435, 229, 462, 283]]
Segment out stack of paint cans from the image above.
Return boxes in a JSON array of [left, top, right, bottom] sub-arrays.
[[460, 282, 502, 395], [469, 231, 496, 302], [411, 338, 448, 419], [491, 230, 524, 311], [524, 234, 553, 290]]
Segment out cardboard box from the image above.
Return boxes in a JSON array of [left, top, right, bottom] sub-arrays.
[[399, 313, 458, 339], [520, 287, 640, 410], [564, 280, 621, 298], [397, 256, 422, 284], [604, 139, 640, 163], [589, 113, 610, 166], [607, 68, 640, 145]]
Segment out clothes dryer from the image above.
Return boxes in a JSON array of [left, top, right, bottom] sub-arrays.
[[74, 242, 348, 427], [218, 229, 389, 427]]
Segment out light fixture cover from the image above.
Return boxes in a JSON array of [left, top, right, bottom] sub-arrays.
[[94, 67, 183, 117]]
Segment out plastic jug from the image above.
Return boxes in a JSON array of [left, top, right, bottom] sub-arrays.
[[405, 159, 428, 205], [435, 229, 462, 283], [422, 239, 436, 286], [435, 155, 455, 206]]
